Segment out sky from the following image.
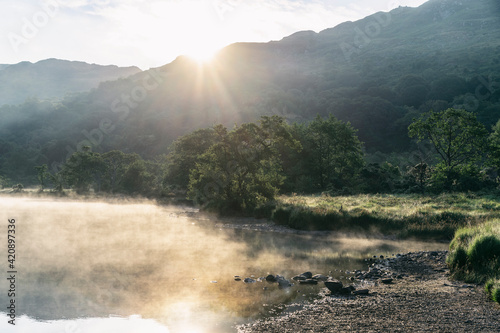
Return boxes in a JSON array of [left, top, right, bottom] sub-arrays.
[[1, 0, 427, 70]]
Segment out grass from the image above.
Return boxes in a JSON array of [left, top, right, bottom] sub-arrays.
[[267, 193, 500, 239], [446, 220, 500, 305]]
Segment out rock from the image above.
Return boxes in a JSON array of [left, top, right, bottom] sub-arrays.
[[312, 274, 328, 281], [276, 275, 292, 288], [244, 278, 256, 283], [339, 287, 352, 295], [301, 272, 313, 279], [381, 278, 393, 284], [353, 289, 370, 295], [265, 274, 277, 282], [324, 280, 343, 293], [234, 277, 242, 281], [299, 279, 318, 285], [292, 275, 307, 281]]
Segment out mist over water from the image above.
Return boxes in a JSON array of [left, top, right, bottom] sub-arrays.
[[0, 196, 447, 332]]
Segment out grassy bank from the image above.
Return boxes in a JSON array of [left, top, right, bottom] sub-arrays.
[[267, 193, 500, 239], [447, 220, 500, 304]]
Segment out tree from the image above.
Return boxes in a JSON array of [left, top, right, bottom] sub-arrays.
[[407, 162, 431, 193], [101, 151, 140, 193], [188, 116, 299, 213], [61, 147, 105, 194], [488, 119, 500, 169], [306, 115, 364, 192], [0, 175, 9, 189], [34, 164, 49, 191], [408, 108, 488, 191], [165, 128, 219, 189]]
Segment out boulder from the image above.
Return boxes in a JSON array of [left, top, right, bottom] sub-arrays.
[[339, 286, 352, 295], [324, 280, 343, 293], [265, 274, 277, 282], [244, 278, 256, 283], [276, 275, 292, 288], [312, 274, 328, 281], [353, 289, 370, 295], [301, 272, 313, 279], [299, 279, 318, 285]]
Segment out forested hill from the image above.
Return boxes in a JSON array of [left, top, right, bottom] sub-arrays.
[[1, 0, 500, 184], [0, 59, 141, 105]]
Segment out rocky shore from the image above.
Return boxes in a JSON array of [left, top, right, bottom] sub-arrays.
[[238, 251, 500, 332]]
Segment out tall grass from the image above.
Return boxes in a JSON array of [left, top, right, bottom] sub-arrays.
[[268, 193, 500, 239], [447, 220, 500, 305]]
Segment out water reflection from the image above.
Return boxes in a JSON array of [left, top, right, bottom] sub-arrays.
[[0, 314, 169, 333], [0, 197, 448, 332]]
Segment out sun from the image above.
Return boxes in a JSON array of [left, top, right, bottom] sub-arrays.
[[184, 43, 222, 63]]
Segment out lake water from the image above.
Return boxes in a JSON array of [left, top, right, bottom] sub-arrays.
[[0, 196, 448, 332]]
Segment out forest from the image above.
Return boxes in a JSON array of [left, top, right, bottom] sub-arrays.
[[8, 108, 499, 215], [1, 0, 500, 189]]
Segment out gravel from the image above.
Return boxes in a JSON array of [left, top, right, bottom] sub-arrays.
[[238, 251, 500, 333]]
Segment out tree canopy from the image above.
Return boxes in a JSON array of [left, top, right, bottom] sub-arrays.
[[408, 108, 488, 190]]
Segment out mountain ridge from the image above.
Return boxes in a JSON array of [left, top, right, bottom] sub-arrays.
[[1, 0, 500, 183], [0, 59, 142, 105]]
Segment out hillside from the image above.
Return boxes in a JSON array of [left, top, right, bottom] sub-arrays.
[[1, 0, 500, 184], [0, 59, 141, 105]]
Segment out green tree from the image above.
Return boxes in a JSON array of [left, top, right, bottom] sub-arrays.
[[61, 147, 105, 194], [101, 151, 140, 193], [306, 115, 364, 192], [0, 175, 9, 189], [407, 162, 431, 193], [48, 172, 64, 193], [488, 119, 500, 169], [408, 108, 488, 191], [166, 128, 219, 189], [188, 116, 299, 213], [120, 159, 155, 195], [34, 164, 49, 191]]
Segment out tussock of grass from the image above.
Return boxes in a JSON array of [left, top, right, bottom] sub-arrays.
[[447, 220, 500, 305], [269, 193, 500, 239]]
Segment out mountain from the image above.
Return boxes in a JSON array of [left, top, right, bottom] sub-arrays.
[[0, 59, 141, 105], [1, 0, 500, 183]]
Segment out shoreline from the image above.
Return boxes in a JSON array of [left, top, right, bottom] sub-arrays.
[[238, 251, 500, 332]]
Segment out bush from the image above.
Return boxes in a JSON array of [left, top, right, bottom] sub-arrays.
[[448, 221, 500, 302], [467, 235, 500, 270], [446, 247, 468, 272], [485, 279, 500, 305], [493, 285, 500, 304]]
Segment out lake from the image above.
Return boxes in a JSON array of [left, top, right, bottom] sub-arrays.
[[0, 196, 448, 332]]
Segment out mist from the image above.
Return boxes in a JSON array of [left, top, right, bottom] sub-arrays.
[[0, 196, 447, 332]]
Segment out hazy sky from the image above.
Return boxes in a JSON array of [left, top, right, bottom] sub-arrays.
[[1, 0, 427, 69]]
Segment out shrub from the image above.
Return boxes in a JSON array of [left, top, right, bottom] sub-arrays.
[[466, 235, 500, 270], [449, 227, 479, 251], [493, 285, 500, 304], [447, 247, 468, 271], [448, 221, 500, 301], [485, 279, 495, 294]]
